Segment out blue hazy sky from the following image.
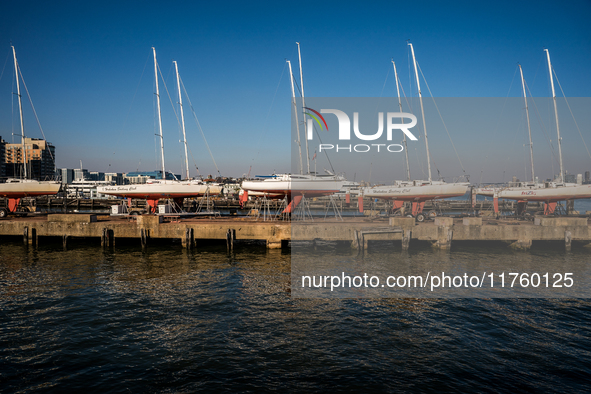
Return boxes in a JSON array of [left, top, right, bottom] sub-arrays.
[[0, 0, 590, 182]]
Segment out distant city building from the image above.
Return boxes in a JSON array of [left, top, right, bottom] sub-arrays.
[[59, 168, 74, 184], [585, 171, 590, 183], [105, 172, 125, 185], [124, 170, 180, 184], [565, 174, 576, 183], [4, 137, 55, 180], [74, 168, 90, 181], [89, 171, 105, 181]]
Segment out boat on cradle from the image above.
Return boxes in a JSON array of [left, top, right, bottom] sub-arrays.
[[99, 180, 221, 211], [241, 173, 354, 212], [362, 43, 469, 221], [0, 179, 61, 216], [364, 180, 469, 218], [97, 48, 221, 213], [0, 46, 60, 218], [475, 49, 591, 215], [242, 173, 352, 196], [241, 43, 354, 213]]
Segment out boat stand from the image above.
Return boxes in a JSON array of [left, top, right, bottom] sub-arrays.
[[246, 195, 287, 221], [275, 196, 289, 221], [293, 195, 313, 221], [323, 194, 343, 221]]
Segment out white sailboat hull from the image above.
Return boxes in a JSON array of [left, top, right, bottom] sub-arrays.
[[364, 181, 470, 202], [475, 183, 591, 202], [0, 179, 61, 198], [97, 180, 222, 200], [474, 187, 495, 197], [241, 174, 350, 198], [497, 184, 591, 202]]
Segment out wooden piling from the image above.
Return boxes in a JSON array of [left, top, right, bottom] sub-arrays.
[[226, 228, 235, 252], [402, 230, 411, 250], [141, 228, 147, 249], [184, 228, 194, 249]]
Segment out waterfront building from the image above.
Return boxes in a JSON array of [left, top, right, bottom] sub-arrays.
[[0, 136, 5, 179], [4, 137, 56, 180]]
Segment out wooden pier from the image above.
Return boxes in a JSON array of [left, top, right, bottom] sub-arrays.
[[0, 214, 589, 251]]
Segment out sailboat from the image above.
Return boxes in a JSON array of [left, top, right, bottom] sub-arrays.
[[474, 64, 534, 200], [0, 46, 60, 218], [362, 43, 469, 221], [475, 49, 591, 215], [240, 43, 355, 211], [97, 48, 221, 213]]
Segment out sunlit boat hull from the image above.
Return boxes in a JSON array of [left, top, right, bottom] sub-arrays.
[[0, 180, 61, 198], [364, 181, 470, 202]]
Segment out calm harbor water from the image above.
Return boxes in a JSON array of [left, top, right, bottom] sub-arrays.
[[1, 240, 590, 392]]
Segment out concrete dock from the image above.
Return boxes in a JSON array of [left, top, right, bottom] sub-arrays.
[[0, 214, 589, 251]]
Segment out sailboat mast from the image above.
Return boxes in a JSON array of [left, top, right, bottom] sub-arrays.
[[392, 60, 411, 181], [544, 49, 564, 183], [408, 43, 432, 182], [152, 47, 166, 179], [519, 65, 534, 182], [288, 60, 303, 175], [297, 42, 310, 174], [12, 46, 27, 179], [174, 61, 189, 180]]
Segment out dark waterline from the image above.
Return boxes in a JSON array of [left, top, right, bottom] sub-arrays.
[[1, 241, 590, 393]]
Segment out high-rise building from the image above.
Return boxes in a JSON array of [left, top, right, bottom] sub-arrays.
[[564, 174, 576, 184], [74, 168, 90, 181], [4, 137, 56, 180], [89, 171, 105, 181], [0, 136, 5, 179], [59, 168, 74, 184], [105, 172, 124, 185], [585, 171, 590, 183]]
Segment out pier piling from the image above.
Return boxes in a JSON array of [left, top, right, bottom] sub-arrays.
[[226, 228, 235, 252], [184, 228, 194, 249], [402, 230, 411, 250], [141, 228, 148, 249]]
